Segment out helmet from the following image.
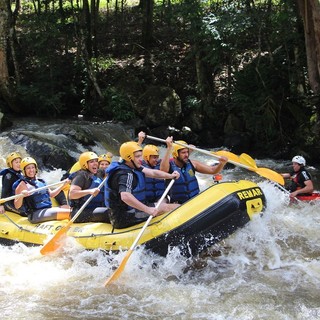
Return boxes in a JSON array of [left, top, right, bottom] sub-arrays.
[[98, 153, 113, 164], [20, 157, 38, 173], [172, 140, 188, 158], [79, 151, 98, 170], [6, 152, 22, 168], [120, 141, 142, 161], [143, 145, 159, 162], [292, 155, 306, 166]]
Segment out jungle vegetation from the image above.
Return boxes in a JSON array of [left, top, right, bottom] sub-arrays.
[[0, 0, 320, 160]]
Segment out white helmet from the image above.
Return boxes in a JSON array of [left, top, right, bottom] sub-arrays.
[[292, 155, 306, 166]]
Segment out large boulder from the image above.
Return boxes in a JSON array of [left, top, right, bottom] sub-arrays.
[[135, 86, 181, 127], [7, 131, 74, 170]]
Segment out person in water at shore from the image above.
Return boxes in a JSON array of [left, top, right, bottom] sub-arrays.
[[0, 152, 24, 215], [69, 151, 110, 223], [281, 155, 314, 198], [105, 141, 180, 229], [160, 137, 228, 204], [13, 157, 71, 223]]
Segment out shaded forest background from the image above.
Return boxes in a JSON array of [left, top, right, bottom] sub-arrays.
[[1, 0, 320, 163]]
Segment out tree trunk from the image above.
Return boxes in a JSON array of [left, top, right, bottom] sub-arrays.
[[0, 0, 19, 112], [297, 0, 320, 95], [142, 0, 154, 48]]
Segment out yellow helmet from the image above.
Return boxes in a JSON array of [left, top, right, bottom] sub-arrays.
[[79, 151, 98, 170], [143, 145, 159, 162], [6, 152, 22, 168], [172, 140, 188, 158], [21, 157, 38, 173], [120, 141, 142, 161], [98, 153, 113, 164]]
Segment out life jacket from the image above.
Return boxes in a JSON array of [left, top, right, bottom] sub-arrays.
[[105, 161, 146, 208], [290, 169, 312, 193], [0, 168, 23, 196], [0, 168, 23, 178], [142, 159, 165, 202], [169, 159, 199, 203], [1, 168, 26, 215], [12, 178, 52, 212], [69, 171, 105, 209]]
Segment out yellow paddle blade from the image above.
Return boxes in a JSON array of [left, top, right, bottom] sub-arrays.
[[252, 167, 285, 185], [239, 153, 257, 168], [213, 150, 240, 163], [214, 151, 284, 185], [70, 161, 81, 173], [40, 224, 70, 255], [104, 249, 133, 286]]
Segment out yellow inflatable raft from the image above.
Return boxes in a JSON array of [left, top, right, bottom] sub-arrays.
[[0, 180, 266, 256]]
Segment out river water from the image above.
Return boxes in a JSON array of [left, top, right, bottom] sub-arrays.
[[0, 119, 319, 319]]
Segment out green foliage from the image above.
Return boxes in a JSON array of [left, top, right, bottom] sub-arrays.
[[4, 0, 316, 158], [102, 87, 135, 121], [16, 85, 66, 116], [185, 95, 201, 110]]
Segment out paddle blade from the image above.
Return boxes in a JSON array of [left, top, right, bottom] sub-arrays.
[[40, 225, 70, 255], [213, 150, 240, 163], [104, 249, 134, 286], [239, 153, 258, 168], [254, 167, 285, 185]]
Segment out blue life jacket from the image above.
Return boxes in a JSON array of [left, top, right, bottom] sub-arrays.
[[0, 168, 23, 178], [12, 178, 52, 211], [142, 160, 165, 202], [169, 160, 199, 203], [105, 161, 146, 208], [0, 168, 23, 196]]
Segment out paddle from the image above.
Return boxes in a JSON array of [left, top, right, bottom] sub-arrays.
[[238, 153, 301, 202], [146, 135, 285, 185], [0, 180, 69, 204], [104, 179, 175, 286], [40, 177, 107, 255]]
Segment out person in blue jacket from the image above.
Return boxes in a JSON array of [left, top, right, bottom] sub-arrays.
[[105, 141, 180, 229], [13, 157, 70, 223], [160, 137, 228, 204], [69, 151, 110, 223], [0, 152, 24, 215]]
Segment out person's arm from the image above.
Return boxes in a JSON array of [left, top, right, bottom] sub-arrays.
[[281, 173, 291, 179], [290, 179, 314, 197], [142, 167, 179, 180], [192, 156, 228, 174], [48, 180, 69, 198], [159, 136, 173, 172], [117, 171, 160, 216], [69, 184, 100, 199], [137, 131, 146, 146], [13, 181, 29, 209], [1, 175, 12, 198], [69, 175, 100, 199], [120, 192, 159, 216]]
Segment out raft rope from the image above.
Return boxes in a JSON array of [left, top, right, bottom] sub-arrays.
[[2, 213, 50, 235]]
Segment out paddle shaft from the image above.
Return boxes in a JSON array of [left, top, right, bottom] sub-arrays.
[[128, 179, 175, 251], [40, 176, 107, 255], [0, 180, 68, 204], [146, 135, 253, 170], [104, 179, 175, 286]]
